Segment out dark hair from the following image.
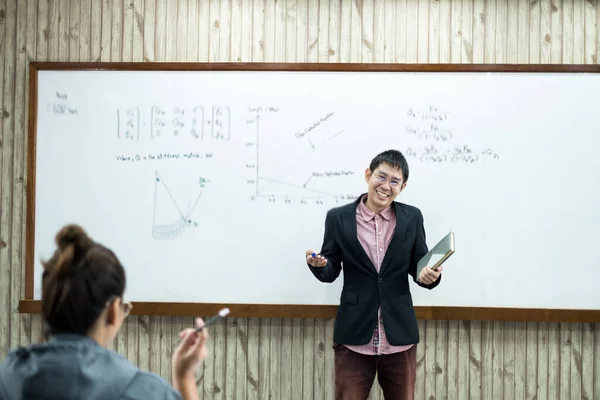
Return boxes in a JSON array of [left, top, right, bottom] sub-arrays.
[[369, 149, 410, 182], [41, 224, 126, 335]]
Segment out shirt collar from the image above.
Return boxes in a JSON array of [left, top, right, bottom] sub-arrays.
[[357, 194, 394, 221]]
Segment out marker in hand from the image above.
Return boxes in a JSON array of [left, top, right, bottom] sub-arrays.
[[195, 308, 230, 333], [306, 250, 327, 268]]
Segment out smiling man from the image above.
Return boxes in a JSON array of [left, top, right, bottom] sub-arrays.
[[305, 149, 442, 400]]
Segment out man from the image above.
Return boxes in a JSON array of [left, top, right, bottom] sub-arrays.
[[305, 149, 442, 400]]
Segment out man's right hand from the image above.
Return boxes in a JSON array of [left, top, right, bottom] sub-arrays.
[[306, 249, 327, 267]]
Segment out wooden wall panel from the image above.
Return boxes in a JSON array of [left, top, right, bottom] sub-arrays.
[[0, 1, 598, 399]]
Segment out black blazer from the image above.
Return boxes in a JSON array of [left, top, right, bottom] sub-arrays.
[[308, 195, 441, 346]]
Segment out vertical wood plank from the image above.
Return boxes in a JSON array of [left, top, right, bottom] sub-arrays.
[[439, 0, 451, 62], [350, 0, 361, 61], [296, 0, 308, 62], [446, 321, 459, 400], [36, 0, 49, 62], [318, 0, 331, 61], [324, 319, 335, 400], [472, 0, 485, 63], [491, 321, 503, 400], [122, 0, 133, 61], [219, 0, 231, 61], [99, 0, 112, 62], [594, 323, 600, 400], [383, 0, 395, 62], [483, 0, 496, 62], [537, 322, 549, 400], [425, 321, 437, 399], [514, 322, 527, 400], [0, 0, 7, 362], [526, 322, 539, 400], [573, 0, 584, 62], [429, 0, 440, 63], [110, 0, 122, 61], [480, 322, 493, 400], [414, 320, 426, 399], [252, 0, 265, 62], [585, 0, 597, 63], [79, 0, 91, 61], [541, 0, 553, 63], [234, 317, 248, 400], [570, 324, 582, 400], [450, 0, 461, 63], [506, 0, 518, 62], [395, 0, 408, 62], [247, 317, 260, 400], [496, 0, 507, 62], [29, 0, 45, 345], [417, 0, 429, 61], [14, 0, 29, 351], [518, 0, 529, 62], [529, 0, 541, 62], [326, 0, 338, 62], [562, 0, 573, 64], [559, 323, 571, 399], [143, 0, 154, 61], [307, 0, 319, 63], [286, 0, 298, 62], [1, 0, 15, 357], [502, 321, 515, 400], [457, 320, 469, 400], [131, 0, 144, 62], [225, 318, 237, 399], [460, 0, 472, 62], [269, 318, 282, 400], [361, 0, 374, 63], [197, 0, 209, 61], [373, 0, 385, 62], [548, 323, 560, 399]]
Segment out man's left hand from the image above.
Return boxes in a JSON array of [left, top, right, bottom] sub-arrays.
[[418, 266, 443, 285]]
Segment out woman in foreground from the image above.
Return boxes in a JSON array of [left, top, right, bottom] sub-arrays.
[[0, 224, 207, 400]]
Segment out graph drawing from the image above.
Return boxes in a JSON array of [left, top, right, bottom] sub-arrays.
[[152, 171, 203, 239]]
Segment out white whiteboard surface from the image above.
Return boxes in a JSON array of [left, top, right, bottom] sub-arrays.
[[30, 66, 600, 312]]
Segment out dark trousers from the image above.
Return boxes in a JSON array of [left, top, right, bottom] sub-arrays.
[[333, 344, 417, 400]]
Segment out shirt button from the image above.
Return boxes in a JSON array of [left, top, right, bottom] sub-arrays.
[[380, 248, 383, 252]]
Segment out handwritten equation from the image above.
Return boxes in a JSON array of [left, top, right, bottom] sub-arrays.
[[406, 124, 453, 142], [295, 113, 335, 139], [46, 91, 78, 116], [117, 105, 231, 141], [407, 106, 448, 122], [406, 145, 499, 163], [406, 106, 452, 143], [405, 105, 500, 162], [115, 151, 214, 163]]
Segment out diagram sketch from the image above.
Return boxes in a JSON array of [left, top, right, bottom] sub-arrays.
[[245, 108, 360, 204], [152, 171, 203, 239]]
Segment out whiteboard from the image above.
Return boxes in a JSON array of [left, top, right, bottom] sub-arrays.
[[29, 64, 600, 313]]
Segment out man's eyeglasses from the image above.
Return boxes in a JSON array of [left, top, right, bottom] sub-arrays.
[[374, 173, 403, 188]]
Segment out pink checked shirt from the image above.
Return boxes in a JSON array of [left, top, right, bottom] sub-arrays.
[[343, 195, 414, 356]]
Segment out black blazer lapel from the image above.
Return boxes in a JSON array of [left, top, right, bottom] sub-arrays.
[[379, 201, 409, 275], [342, 196, 378, 274]]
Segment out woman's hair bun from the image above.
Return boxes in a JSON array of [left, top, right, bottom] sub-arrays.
[[55, 224, 93, 252]]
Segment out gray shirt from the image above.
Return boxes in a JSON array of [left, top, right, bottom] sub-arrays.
[[0, 334, 183, 400]]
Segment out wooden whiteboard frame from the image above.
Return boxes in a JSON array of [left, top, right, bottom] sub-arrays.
[[19, 61, 600, 323]]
